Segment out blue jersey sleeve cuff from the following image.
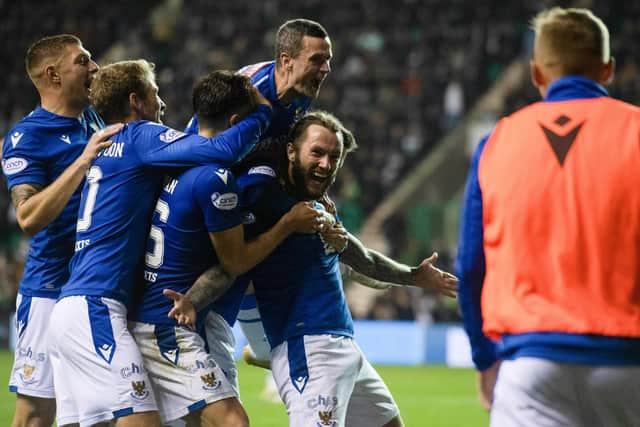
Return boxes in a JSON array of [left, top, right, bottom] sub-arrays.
[[473, 336, 499, 371]]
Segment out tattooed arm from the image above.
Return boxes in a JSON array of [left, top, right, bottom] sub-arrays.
[[163, 264, 235, 328], [340, 233, 458, 297], [11, 124, 121, 235]]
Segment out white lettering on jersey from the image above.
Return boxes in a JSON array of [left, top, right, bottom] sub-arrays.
[[98, 142, 124, 158], [163, 178, 178, 194], [211, 192, 238, 210], [2, 157, 28, 175], [215, 168, 229, 185], [60, 134, 71, 144], [10, 131, 23, 148], [159, 129, 187, 143], [75, 239, 91, 252], [248, 165, 276, 177], [143, 271, 157, 283]]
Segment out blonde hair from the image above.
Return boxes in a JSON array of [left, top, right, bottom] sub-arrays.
[[531, 7, 610, 78], [90, 59, 156, 123]]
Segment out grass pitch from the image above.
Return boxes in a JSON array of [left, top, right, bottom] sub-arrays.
[[0, 350, 488, 426]]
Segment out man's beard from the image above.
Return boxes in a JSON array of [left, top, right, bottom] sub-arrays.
[[290, 157, 333, 200]]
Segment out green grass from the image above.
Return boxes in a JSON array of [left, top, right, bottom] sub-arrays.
[[0, 350, 488, 426]]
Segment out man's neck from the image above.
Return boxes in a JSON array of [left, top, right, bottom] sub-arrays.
[[274, 65, 299, 105], [198, 127, 221, 138], [40, 96, 84, 119]]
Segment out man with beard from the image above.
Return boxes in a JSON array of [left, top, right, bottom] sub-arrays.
[[171, 111, 458, 427]]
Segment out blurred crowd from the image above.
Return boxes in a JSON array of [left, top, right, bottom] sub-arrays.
[[1, 0, 639, 321]]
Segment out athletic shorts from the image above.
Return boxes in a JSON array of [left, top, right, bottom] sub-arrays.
[[491, 357, 640, 427], [9, 293, 56, 398], [48, 296, 157, 426], [271, 334, 399, 427], [131, 317, 237, 424], [203, 310, 239, 395]]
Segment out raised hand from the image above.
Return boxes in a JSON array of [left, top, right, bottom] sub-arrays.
[[411, 252, 458, 298]]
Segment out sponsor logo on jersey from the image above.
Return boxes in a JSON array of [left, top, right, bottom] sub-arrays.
[[60, 134, 71, 144], [19, 364, 36, 385], [215, 168, 229, 185], [317, 410, 338, 426], [159, 129, 187, 143], [200, 371, 222, 391], [130, 380, 149, 400], [10, 131, 23, 148], [2, 157, 28, 175], [248, 165, 276, 177], [211, 192, 238, 210]]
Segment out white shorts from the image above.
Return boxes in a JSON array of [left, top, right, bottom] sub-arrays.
[[9, 293, 55, 398], [491, 357, 640, 427], [271, 334, 399, 427], [203, 310, 239, 395], [48, 296, 158, 427], [131, 316, 237, 424]]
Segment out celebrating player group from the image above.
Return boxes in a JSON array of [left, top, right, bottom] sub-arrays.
[[3, 18, 457, 427]]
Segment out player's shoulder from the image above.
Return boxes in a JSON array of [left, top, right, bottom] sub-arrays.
[[125, 121, 189, 144], [3, 109, 54, 156], [237, 61, 274, 81]]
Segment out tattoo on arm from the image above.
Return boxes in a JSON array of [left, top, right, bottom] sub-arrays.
[[185, 264, 235, 311], [10, 184, 42, 208], [340, 233, 413, 286]]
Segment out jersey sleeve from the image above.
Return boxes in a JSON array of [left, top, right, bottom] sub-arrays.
[[135, 104, 272, 168], [2, 128, 47, 189], [455, 134, 498, 371], [193, 167, 242, 233]]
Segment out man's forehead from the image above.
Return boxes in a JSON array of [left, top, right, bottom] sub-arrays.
[[302, 124, 342, 149], [300, 35, 332, 52]]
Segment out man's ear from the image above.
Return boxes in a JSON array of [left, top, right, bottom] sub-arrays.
[[600, 57, 615, 85], [280, 52, 293, 72], [287, 142, 296, 162], [228, 113, 239, 127], [46, 65, 60, 84]]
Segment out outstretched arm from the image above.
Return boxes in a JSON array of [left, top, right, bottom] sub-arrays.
[[340, 233, 457, 297]]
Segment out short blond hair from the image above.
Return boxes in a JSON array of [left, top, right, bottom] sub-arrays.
[[531, 7, 610, 77], [25, 34, 81, 83], [90, 59, 156, 123]]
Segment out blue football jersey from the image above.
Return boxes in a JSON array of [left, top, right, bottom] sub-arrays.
[[236, 165, 353, 349], [1, 107, 104, 298], [62, 106, 270, 306], [185, 61, 311, 141]]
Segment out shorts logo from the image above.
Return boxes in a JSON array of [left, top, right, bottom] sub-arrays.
[[317, 410, 337, 426], [211, 192, 238, 210], [159, 129, 186, 143], [200, 371, 222, 391], [2, 157, 28, 175], [19, 364, 36, 385], [120, 362, 142, 379], [130, 380, 149, 401]]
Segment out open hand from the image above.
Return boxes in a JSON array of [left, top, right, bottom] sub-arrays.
[[163, 289, 196, 330], [411, 252, 458, 298]]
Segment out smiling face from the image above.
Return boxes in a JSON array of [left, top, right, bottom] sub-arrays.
[[286, 36, 332, 98], [287, 123, 343, 199]]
